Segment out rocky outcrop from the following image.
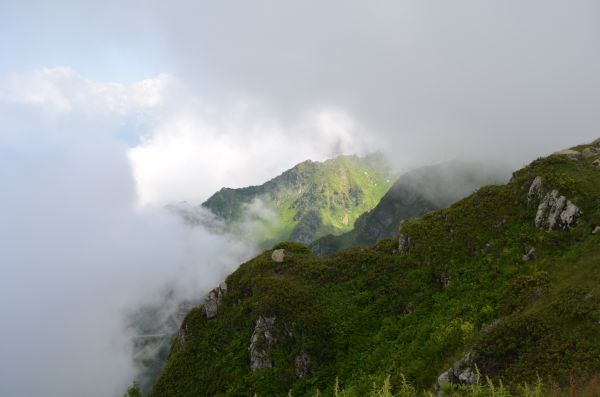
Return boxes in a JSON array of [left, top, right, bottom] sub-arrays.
[[249, 316, 277, 372], [271, 249, 285, 263], [403, 302, 416, 314], [293, 350, 314, 379], [398, 234, 413, 255], [553, 149, 581, 159], [522, 247, 537, 262], [435, 352, 478, 396], [204, 282, 228, 320], [534, 190, 582, 231], [177, 322, 188, 347], [582, 146, 600, 158], [593, 159, 600, 169], [527, 176, 544, 204]]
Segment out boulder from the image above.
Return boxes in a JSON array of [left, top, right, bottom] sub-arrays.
[[272, 249, 285, 263], [293, 350, 314, 378], [398, 234, 412, 255], [592, 226, 600, 235], [249, 316, 277, 372], [403, 302, 416, 314], [582, 147, 600, 158], [177, 323, 188, 347], [534, 190, 582, 231], [203, 281, 228, 320], [552, 149, 581, 159], [522, 247, 537, 262], [593, 159, 600, 169], [527, 176, 544, 204], [435, 352, 478, 396]]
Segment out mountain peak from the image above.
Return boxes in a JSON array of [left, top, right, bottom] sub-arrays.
[[201, 153, 394, 247]]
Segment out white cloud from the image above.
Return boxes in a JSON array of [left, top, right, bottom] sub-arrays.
[[0, 67, 379, 397], [1, 68, 377, 208], [0, 67, 171, 116], [129, 104, 378, 206], [0, 69, 259, 397]]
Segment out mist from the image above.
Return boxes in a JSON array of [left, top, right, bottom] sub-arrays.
[[0, 78, 261, 397]]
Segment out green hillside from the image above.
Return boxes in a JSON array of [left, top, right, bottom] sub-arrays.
[[310, 161, 507, 256], [151, 140, 600, 396], [202, 154, 394, 247]]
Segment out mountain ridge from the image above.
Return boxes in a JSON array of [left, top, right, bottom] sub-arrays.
[[310, 160, 508, 255], [149, 139, 600, 396], [201, 153, 394, 247]]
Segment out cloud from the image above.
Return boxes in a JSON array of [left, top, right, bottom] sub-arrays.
[[4, 1, 600, 199], [137, 0, 599, 169], [129, 103, 378, 206], [0, 67, 374, 397], [0, 67, 170, 115], [0, 70, 257, 397]]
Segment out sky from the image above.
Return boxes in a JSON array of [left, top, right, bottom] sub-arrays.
[[1, 1, 600, 396]]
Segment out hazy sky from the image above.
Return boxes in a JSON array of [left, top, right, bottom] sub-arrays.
[[3, 0, 600, 204], [1, 1, 600, 396]]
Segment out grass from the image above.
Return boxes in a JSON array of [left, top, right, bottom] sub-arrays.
[[149, 141, 600, 397], [202, 154, 393, 248]]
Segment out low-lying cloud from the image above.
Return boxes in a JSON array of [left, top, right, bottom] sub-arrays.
[[0, 68, 377, 397], [0, 72, 261, 397]]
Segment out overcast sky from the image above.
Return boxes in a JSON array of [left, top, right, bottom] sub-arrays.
[[1, 1, 600, 396], [3, 0, 600, 204]]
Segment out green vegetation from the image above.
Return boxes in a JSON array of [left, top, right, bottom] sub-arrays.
[[202, 154, 394, 248], [309, 373, 599, 396], [151, 141, 600, 396], [310, 161, 506, 255]]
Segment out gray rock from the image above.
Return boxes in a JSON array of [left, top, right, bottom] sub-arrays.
[[522, 247, 537, 262], [592, 226, 600, 235], [294, 350, 314, 378], [535, 190, 582, 231], [553, 149, 581, 159], [435, 352, 478, 396], [272, 249, 285, 263], [249, 316, 277, 372], [527, 176, 544, 204], [593, 159, 600, 168], [592, 138, 600, 147], [582, 147, 600, 158], [177, 323, 188, 347], [398, 234, 412, 255], [203, 281, 228, 320], [403, 302, 416, 314]]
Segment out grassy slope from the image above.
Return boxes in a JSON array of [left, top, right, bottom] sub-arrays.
[[152, 142, 600, 396], [309, 161, 508, 256], [202, 154, 393, 248]]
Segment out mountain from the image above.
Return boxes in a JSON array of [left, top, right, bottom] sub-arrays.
[[149, 139, 600, 396], [201, 154, 394, 247], [309, 160, 508, 256]]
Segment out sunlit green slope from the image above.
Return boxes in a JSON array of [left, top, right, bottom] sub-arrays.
[[202, 154, 394, 247]]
